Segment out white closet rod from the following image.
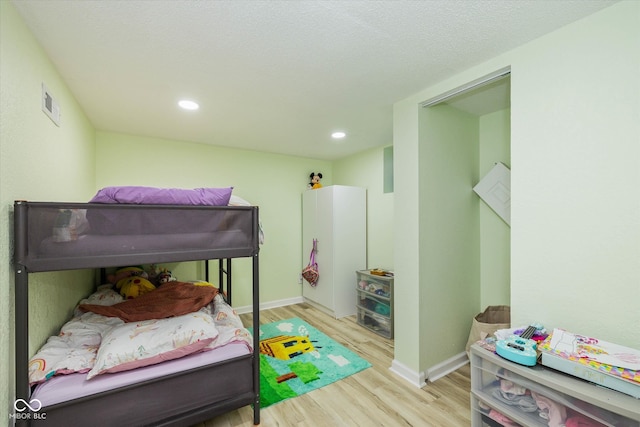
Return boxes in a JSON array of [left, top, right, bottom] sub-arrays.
[[419, 66, 511, 108]]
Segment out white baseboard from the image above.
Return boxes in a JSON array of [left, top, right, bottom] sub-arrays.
[[390, 352, 469, 387], [389, 359, 427, 388], [426, 352, 469, 383], [234, 296, 305, 315]]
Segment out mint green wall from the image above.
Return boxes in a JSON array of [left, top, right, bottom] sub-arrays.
[[509, 3, 639, 347], [418, 103, 480, 368], [392, 96, 422, 374], [334, 146, 394, 271], [94, 133, 397, 309], [479, 108, 511, 308], [95, 131, 332, 308], [405, 104, 510, 375], [394, 1, 639, 381], [1, 2, 96, 419]]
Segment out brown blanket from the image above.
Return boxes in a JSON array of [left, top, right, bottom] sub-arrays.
[[80, 281, 218, 322]]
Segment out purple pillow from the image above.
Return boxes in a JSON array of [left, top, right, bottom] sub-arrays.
[[86, 186, 233, 234], [90, 186, 233, 206]]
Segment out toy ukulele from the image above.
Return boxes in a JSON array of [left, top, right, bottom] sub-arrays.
[[496, 323, 544, 366]]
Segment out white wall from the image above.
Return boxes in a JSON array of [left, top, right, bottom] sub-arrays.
[[393, 1, 640, 381], [1, 2, 96, 420]]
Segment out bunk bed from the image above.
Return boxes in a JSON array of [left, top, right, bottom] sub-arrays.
[[13, 200, 261, 426]]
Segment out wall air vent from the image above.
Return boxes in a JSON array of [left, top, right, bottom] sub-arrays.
[[42, 83, 61, 126]]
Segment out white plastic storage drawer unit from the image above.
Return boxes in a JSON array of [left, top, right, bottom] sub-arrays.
[[356, 270, 393, 339], [469, 344, 639, 427]]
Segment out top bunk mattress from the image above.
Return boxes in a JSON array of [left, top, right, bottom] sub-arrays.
[[14, 201, 260, 272]]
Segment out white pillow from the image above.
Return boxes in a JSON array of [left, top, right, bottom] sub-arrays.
[[87, 312, 218, 379]]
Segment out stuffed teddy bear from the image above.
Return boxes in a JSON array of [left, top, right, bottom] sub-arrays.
[[308, 172, 323, 189], [117, 276, 156, 299]]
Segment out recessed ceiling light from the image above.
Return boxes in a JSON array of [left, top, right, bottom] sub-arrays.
[[178, 100, 199, 110], [331, 131, 346, 139]]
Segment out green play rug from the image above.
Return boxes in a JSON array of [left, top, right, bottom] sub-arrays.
[[249, 317, 372, 408]]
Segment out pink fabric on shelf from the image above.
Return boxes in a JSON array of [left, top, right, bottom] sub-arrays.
[[565, 408, 607, 427], [500, 379, 528, 395], [531, 391, 567, 427], [565, 415, 606, 427], [488, 409, 521, 427]]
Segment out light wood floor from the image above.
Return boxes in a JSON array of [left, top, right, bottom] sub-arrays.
[[195, 303, 472, 427]]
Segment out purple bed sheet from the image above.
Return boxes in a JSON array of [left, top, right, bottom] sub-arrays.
[[32, 341, 250, 407]]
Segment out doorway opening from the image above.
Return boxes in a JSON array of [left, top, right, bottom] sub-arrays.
[[419, 69, 511, 313]]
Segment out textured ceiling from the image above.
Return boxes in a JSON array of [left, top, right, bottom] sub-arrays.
[[13, 0, 616, 160]]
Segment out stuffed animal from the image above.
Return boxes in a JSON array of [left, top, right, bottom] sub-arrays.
[[107, 266, 147, 285], [189, 280, 215, 287], [308, 172, 323, 189], [157, 268, 177, 285], [147, 263, 159, 282], [117, 276, 156, 299]]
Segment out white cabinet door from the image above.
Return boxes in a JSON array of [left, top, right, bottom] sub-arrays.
[[302, 186, 366, 318], [331, 186, 366, 318], [302, 188, 334, 311]]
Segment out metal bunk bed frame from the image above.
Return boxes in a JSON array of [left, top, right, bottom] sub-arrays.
[[13, 201, 260, 426]]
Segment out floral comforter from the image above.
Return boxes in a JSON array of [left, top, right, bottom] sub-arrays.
[[28, 284, 252, 385]]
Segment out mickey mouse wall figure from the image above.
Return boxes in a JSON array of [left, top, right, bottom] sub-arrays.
[[308, 172, 323, 189]]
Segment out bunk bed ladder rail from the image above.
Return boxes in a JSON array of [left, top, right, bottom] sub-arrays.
[[14, 201, 32, 426], [252, 249, 260, 425], [249, 205, 260, 425], [204, 259, 233, 305], [219, 258, 232, 304]]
